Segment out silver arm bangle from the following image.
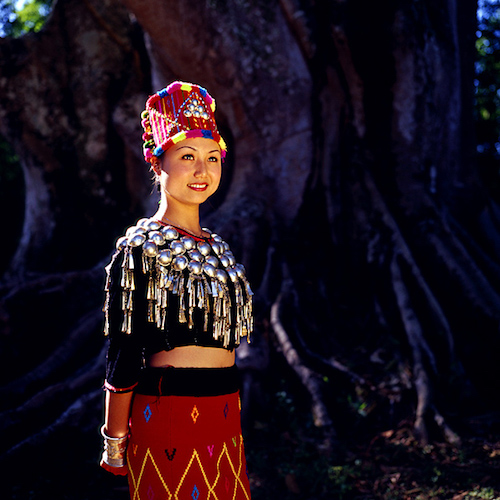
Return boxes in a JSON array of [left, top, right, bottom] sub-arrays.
[[101, 425, 129, 467]]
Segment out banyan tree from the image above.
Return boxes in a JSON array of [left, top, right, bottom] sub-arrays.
[[1, 0, 499, 497]]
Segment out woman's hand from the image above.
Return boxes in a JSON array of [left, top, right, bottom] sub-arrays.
[[100, 457, 128, 476], [100, 425, 129, 476]]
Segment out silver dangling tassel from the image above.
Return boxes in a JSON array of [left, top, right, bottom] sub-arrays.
[[165, 269, 174, 291], [178, 274, 187, 324], [200, 276, 210, 331], [104, 263, 113, 337], [172, 273, 180, 294], [146, 262, 156, 323], [196, 278, 205, 309], [186, 275, 196, 329], [155, 265, 168, 330], [120, 248, 135, 334]]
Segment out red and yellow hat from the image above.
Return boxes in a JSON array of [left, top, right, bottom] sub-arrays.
[[141, 81, 227, 164]]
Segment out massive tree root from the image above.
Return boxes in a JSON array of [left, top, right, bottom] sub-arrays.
[[252, 164, 500, 448], [0, 267, 106, 462]]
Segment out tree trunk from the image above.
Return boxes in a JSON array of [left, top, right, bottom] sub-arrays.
[[0, 0, 153, 278], [1, 0, 499, 496]]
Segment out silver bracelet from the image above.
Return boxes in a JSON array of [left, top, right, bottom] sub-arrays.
[[101, 425, 128, 467]]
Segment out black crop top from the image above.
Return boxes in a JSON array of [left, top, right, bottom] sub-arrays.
[[103, 218, 253, 392]]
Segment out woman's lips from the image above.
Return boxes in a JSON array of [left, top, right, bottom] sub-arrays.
[[188, 183, 208, 192]]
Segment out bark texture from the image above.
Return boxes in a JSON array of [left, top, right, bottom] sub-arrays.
[[1, 0, 499, 496]]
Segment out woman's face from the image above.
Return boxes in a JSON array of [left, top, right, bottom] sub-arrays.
[[157, 137, 222, 209]]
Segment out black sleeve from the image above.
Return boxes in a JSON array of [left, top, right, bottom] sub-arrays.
[[103, 248, 144, 392]]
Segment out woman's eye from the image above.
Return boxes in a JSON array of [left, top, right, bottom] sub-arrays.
[[208, 156, 219, 162], [182, 154, 194, 160]]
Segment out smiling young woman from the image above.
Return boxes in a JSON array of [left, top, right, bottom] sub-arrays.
[[99, 82, 253, 500], [152, 136, 222, 231]]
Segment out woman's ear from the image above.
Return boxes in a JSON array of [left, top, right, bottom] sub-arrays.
[[151, 156, 161, 175]]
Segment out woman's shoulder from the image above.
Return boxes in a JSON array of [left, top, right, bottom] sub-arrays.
[[107, 218, 165, 261]]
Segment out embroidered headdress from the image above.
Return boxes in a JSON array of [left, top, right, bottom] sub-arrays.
[[141, 81, 227, 163]]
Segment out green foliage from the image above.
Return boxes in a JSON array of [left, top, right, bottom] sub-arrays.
[[476, 0, 500, 196], [465, 487, 498, 499], [0, 0, 52, 38]]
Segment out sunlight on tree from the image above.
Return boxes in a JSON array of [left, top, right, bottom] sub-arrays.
[[0, 0, 52, 38]]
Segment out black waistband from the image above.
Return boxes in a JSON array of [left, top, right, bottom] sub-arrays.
[[135, 365, 240, 397]]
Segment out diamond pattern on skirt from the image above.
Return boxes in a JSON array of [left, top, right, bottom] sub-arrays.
[[144, 404, 152, 422], [191, 484, 200, 500], [191, 405, 200, 424]]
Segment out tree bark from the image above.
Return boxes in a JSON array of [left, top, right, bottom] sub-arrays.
[[0, 0, 152, 278], [1, 1, 499, 491]]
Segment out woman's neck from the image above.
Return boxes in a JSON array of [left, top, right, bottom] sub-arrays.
[[153, 200, 202, 237]]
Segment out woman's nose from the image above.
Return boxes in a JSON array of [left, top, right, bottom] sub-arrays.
[[194, 159, 208, 176]]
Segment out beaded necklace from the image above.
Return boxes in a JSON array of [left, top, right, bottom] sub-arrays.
[[156, 217, 207, 240]]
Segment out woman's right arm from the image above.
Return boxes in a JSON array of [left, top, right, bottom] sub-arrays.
[[100, 247, 142, 475], [104, 390, 134, 437], [99, 390, 133, 476]]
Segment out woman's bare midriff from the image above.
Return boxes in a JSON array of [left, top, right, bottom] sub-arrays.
[[147, 345, 235, 368]]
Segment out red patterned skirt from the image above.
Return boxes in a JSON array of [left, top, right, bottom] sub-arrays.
[[126, 366, 251, 500]]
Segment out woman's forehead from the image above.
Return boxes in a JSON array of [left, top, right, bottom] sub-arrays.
[[172, 137, 220, 152]]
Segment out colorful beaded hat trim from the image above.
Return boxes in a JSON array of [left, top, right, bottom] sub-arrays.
[[141, 81, 227, 164]]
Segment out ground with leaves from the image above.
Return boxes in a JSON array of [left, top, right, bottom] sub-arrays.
[[246, 415, 500, 500], [244, 367, 500, 500]]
